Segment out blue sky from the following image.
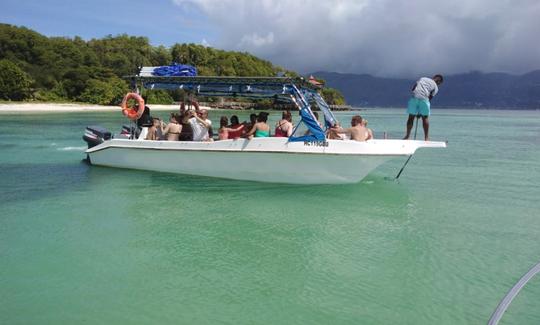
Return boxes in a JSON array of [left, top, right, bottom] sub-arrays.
[[2, 0, 539, 76], [0, 0, 216, 46]]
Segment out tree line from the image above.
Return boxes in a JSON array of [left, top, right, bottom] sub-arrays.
[[0, 24, 345, 106]]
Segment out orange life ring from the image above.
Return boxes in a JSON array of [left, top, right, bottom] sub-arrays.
[[121, 92, 145, 121]]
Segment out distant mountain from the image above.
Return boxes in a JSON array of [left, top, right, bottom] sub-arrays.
[[311, 71, 540, 109]]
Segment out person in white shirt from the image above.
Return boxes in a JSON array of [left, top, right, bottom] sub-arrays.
[[188, 110, 211, 141], [199, 109, 213, 140], [403, 74, 444, 141]]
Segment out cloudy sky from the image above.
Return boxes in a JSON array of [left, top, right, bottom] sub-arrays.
[[2, 0, 539, 77]]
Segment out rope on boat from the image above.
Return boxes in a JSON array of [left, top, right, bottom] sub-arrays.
[[488, 260, 540, 325]]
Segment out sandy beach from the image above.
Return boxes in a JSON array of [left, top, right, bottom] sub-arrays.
[[0, 103, 213, 113]]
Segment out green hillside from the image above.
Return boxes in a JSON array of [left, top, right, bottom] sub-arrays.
[[0, 23, 345, 106]]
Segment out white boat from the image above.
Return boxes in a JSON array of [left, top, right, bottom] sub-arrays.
[[86, 136, 444, 184], [83, 69, 446, 184]]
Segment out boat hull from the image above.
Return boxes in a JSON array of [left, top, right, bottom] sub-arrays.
[[86, 138, 445, 184]]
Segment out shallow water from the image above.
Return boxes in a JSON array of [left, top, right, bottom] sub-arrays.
[[1, 108, 539, 324]]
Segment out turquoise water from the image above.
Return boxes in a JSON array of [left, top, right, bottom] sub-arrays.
[[1, 108, 539, 324]]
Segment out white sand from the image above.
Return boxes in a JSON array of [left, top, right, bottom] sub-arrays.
[[0, 103, 214, 113]]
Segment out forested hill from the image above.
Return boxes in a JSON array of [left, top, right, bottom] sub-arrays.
[[313, 71, 540, 109], [0, 23, 326, 105]]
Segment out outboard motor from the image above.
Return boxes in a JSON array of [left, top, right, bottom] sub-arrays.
[[83, 125, 112, 149], [117, 124, 141, 139]]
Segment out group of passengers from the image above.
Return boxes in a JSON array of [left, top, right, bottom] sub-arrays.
[[143, 106, 373, 142], [145, 108, 213, 141]]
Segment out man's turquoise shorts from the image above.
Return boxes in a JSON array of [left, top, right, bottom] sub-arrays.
[[407, 97, 430, 116]]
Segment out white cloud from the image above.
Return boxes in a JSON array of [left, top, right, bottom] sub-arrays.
[[201, 38, 211, 47], [173, 0, 540, 76], [240, 32, 274, 47]]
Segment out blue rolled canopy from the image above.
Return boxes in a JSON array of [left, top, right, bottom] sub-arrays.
[[152, 63, 198, 77]]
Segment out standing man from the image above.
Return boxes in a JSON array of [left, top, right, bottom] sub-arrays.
[[403, 74, 444, 141]]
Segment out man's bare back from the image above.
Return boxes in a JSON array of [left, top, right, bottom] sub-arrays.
[[347, 125, 369, 141], [331, 115, 370, 142]]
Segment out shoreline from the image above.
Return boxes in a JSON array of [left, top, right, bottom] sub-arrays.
[[1, 103, 536, 114], [0, 103, 214, 113], [0, 103, 351, 114]]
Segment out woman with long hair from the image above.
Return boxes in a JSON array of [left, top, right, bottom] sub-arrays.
[[274, 110, 293, 137], [246, 112, 270, 139]]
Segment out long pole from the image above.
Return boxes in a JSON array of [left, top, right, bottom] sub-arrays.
[[413, 114, 420, 139], [395, 155, 413, 180], [395, 116, 420, 180]]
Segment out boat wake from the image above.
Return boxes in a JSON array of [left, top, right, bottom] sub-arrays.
[[58, 146, 87, 151]]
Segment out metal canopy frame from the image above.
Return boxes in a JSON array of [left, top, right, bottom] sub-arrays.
[[124, 71, 338, 142]]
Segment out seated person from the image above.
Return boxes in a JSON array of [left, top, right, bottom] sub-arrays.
[[227, 115, 243, 139], [188, 110, 211, 141], [155, 118, 165, 140], [246, 112, 270, 139], [362, 119, 374, 140], [198, 109, 213, 140], [179, 111, 193, 141], [326, 122, 343, 140], [305, 111, 323, 136], [162, 113, 182, 141], [274, 110, 293, 137], [145, 118, 161, 140], [242, 113, 258, 138], [218, 116, 244, 140], [330, 115, 370, 141]]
